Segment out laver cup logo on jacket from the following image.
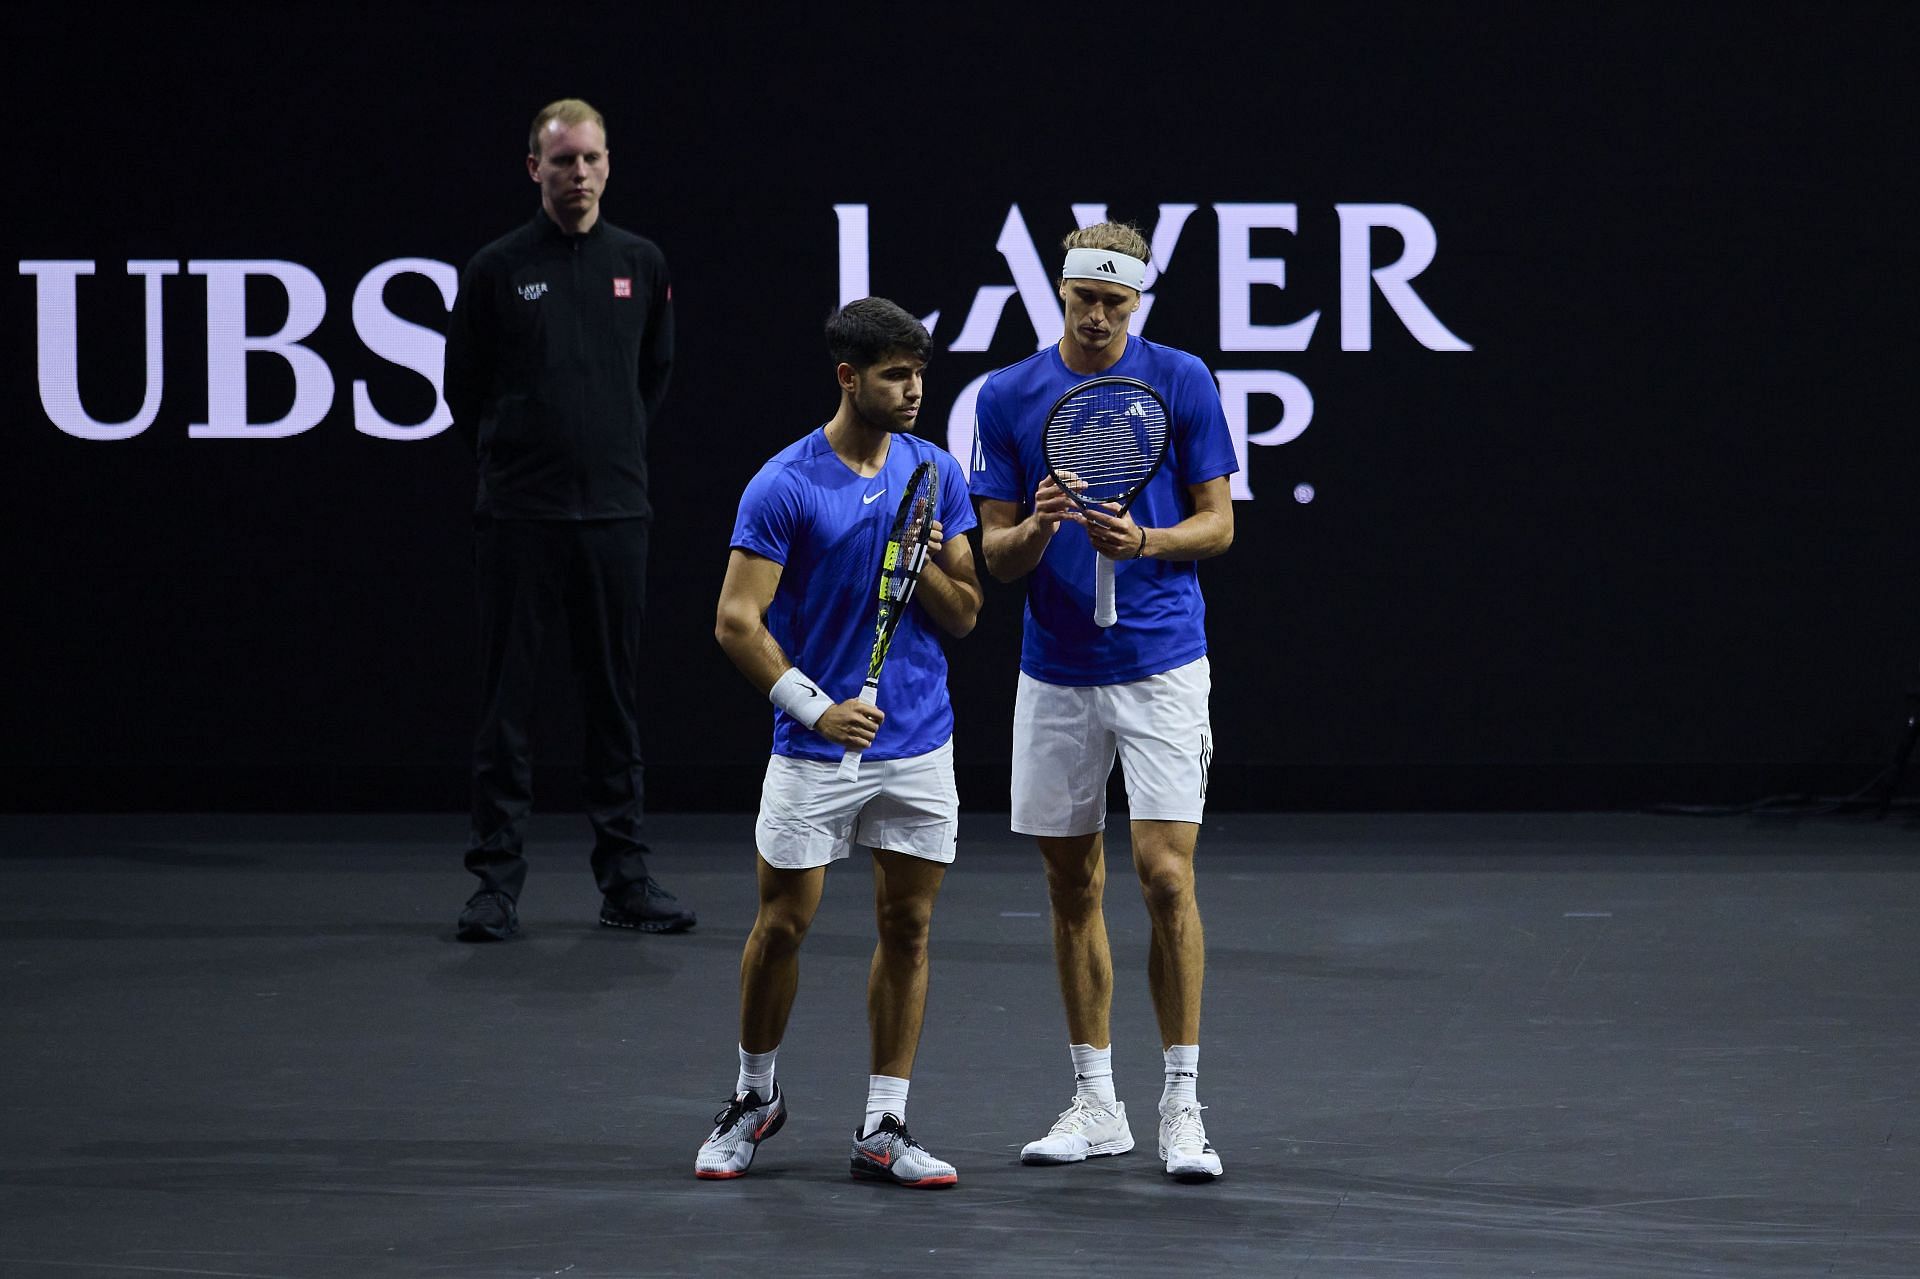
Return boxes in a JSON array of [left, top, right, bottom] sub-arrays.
[[517, 282, 549, 301]]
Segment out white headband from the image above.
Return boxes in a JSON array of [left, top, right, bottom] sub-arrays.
[[1062, 246, 1147, 291]]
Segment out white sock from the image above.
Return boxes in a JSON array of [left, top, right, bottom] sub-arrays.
[[737, 1046, 777, 1100], [864, 1074, 910, 1134], [1162, 1044, 1199, 1111], [1069, 1042, 1116, 1105]]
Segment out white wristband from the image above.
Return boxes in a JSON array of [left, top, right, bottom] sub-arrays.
[[769, 667, 834, 729]]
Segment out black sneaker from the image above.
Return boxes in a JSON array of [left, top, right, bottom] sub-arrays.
[[599, 878, 696, 933], [456, 889, 518, 941]]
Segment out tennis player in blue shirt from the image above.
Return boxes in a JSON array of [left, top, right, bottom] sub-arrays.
[[700, 298, 981, 1187], [973, 221, 1237, 1181]]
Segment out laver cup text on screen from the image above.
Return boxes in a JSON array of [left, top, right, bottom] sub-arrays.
[[835, 202, 1472, 355], [18, 258, 458, 441], [836, 201, 1473, 500]]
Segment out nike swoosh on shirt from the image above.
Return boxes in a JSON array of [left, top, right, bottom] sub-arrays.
[[862, 489, 886, 504]]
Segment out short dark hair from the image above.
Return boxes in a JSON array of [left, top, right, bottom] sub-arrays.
[[826, 297, 931, 370]]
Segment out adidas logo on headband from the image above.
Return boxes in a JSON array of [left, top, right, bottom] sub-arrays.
[[1062, 246, 1148, 290]]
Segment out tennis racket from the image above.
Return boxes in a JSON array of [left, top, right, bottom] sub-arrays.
[[837, 460, 940, 780], [1041, 375, 1171, 627]]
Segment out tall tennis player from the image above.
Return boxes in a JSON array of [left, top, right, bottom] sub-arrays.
[[701, 298, 981, 1187], [972, 221, 1238, 1182]]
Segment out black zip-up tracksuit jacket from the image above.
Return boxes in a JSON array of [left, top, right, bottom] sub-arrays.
[[444, 211, 673, 519]]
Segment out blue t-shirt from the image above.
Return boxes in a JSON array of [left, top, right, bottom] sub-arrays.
[[971, 337, 1238, 686], [731, 429, 977, 761]]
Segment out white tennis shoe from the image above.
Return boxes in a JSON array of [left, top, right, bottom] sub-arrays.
[[695, 1086, 786, 1179], [850, 1114, 959, 1188], [1157, 1101, 1223, 1181], [1020, 1095, 1135, 1164]]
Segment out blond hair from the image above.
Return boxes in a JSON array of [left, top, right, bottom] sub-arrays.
[[1062, 220, 1150, 264], [528, 99, 607, 158]]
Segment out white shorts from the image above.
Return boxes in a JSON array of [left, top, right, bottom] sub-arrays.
[[755, 738, 959, 869], [1010, 657, 1212, 836]]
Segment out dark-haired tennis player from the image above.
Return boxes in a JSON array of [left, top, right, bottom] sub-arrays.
[[700, 298, 981, 1187], [972, 221, 1238, 1181]]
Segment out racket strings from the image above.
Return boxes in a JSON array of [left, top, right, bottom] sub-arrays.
[[878, 558, 921, 602], [1045, 391, 1169, 504], [868, 467, 939, 646]]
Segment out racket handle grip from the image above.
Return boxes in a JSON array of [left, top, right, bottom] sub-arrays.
[[1094, 555, 1117, 628], [836, 686, 881, 780]]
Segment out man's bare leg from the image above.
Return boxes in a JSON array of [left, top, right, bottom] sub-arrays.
[[739, 857, 826, 1052], [851, 847, 959, 1187], [1038, 832, 1113, 1045], [696, 855, 824, 1181], [1130, 817, 1221, 1179], [867, 848, 947, 1076], [1129, 819, 1204, 1048], [1021, 831, 1135, 1165]]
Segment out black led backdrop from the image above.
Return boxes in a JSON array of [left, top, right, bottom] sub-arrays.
[[5, 5, 1915, 810]]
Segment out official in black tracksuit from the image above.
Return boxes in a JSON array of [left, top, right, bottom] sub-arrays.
[[443, 98, 694, 940]]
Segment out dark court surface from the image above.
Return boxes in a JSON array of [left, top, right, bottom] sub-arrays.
[[2, 811, 1916, 1278]]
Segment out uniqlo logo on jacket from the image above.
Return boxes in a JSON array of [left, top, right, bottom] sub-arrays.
[[613, 277, 632, 298]]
